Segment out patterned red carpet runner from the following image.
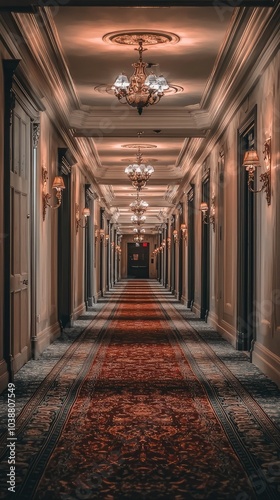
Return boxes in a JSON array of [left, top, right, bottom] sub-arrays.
[[1, 280, 280, 499], [33, 281, 256, 499]]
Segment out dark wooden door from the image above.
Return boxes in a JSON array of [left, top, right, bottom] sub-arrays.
[[201, 177, 210, 321], [127, 242, 149, 278], [58, 149, 71, 328], [187, 186, 195, 308], [237, 117, 256, 352]]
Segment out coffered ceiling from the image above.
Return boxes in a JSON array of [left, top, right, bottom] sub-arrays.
[[42, 4, 235, 233], [3, 0, 274, 232]]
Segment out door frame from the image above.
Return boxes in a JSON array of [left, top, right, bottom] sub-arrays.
[[187, 184, 195, 308], [3, 61, 41, 381], [57, 148, 73, 328], [127, 242, 150, 278], [237, 106, 257, 353], [201, 167, 210, 321]]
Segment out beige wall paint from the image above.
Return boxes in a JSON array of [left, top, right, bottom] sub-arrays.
[[72, 166, 87, 319], [183, 51, 280, 385], [36, 112, 61, 351]]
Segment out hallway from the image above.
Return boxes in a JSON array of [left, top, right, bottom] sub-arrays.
[[1, 281, 279, 499]]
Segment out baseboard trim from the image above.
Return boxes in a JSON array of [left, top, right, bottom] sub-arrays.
[[192, 302, 200, 317], [73, 302, 86, 321], [13, 346, 30, 374], [32, 322, 61, 360], [252, 341, 280, 388], [180, 294, 188, 306], [211, 317, 236, 347], [0, 359, 9, 394], [93, 291, 102, 304]]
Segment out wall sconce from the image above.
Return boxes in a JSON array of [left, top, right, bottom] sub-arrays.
[[162, 240, 166, 249], [105, 234, 110, 246], [242, 138, 271, 205], [173, 229, 178, 242], [42, 167, 65, 220], [99, 229, 105, 241], [75, 203, 90, 233], [166, 237, 171, 249], [180, 223, 188, 241], [200, 195, 215, 231]]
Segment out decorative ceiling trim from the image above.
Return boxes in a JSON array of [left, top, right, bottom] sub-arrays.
[[175, 3, 279, 197], [102, 30, 179, 46], [69, 108, 211, 133], [0, 1, 276, 11]]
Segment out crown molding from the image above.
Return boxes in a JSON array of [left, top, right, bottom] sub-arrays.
[[69, 108, 211, 137], [0, 1, 276, 11], [175, 4, 280, 200], [0, 11, 104, 186]]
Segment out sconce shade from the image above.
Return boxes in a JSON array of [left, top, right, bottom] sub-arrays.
[[173, 230, 178, 236], [82, 207, 90, 217], [200, 202, 208, 212], [242, 150, 260, 170], [52, 176, 65, 190], [180, 224, 187, 231]]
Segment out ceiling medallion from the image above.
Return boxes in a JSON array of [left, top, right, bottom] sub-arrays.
[[103, 30, 180, 46], [94, 84, 183, 96], [121, 158, 158, 163], [121, 143, 157, 149], [103, 31, 179, 115]]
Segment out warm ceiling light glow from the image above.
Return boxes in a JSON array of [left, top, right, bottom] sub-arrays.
[[112, 39, 169, 115]]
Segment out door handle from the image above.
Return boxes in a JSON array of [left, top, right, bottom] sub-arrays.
[[21, 279, 28, 286]]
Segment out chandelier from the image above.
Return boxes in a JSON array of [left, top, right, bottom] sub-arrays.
[[133, 227, 145, 241], [112, 39, 169, 115], [129, 193, 149, 215], [125, 148, 154, 190], [134, 234, 144, 243], [131, 214, 146, 225]]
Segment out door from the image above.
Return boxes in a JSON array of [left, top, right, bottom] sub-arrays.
[[201, 174, 210, 321], [127, 242, 149, 278], [178, 222, 183, 300], [57, 149, 71, 328], [10, 100, 31, 373], [187, 186, 195, 308], [237, 117, 256, 352]]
